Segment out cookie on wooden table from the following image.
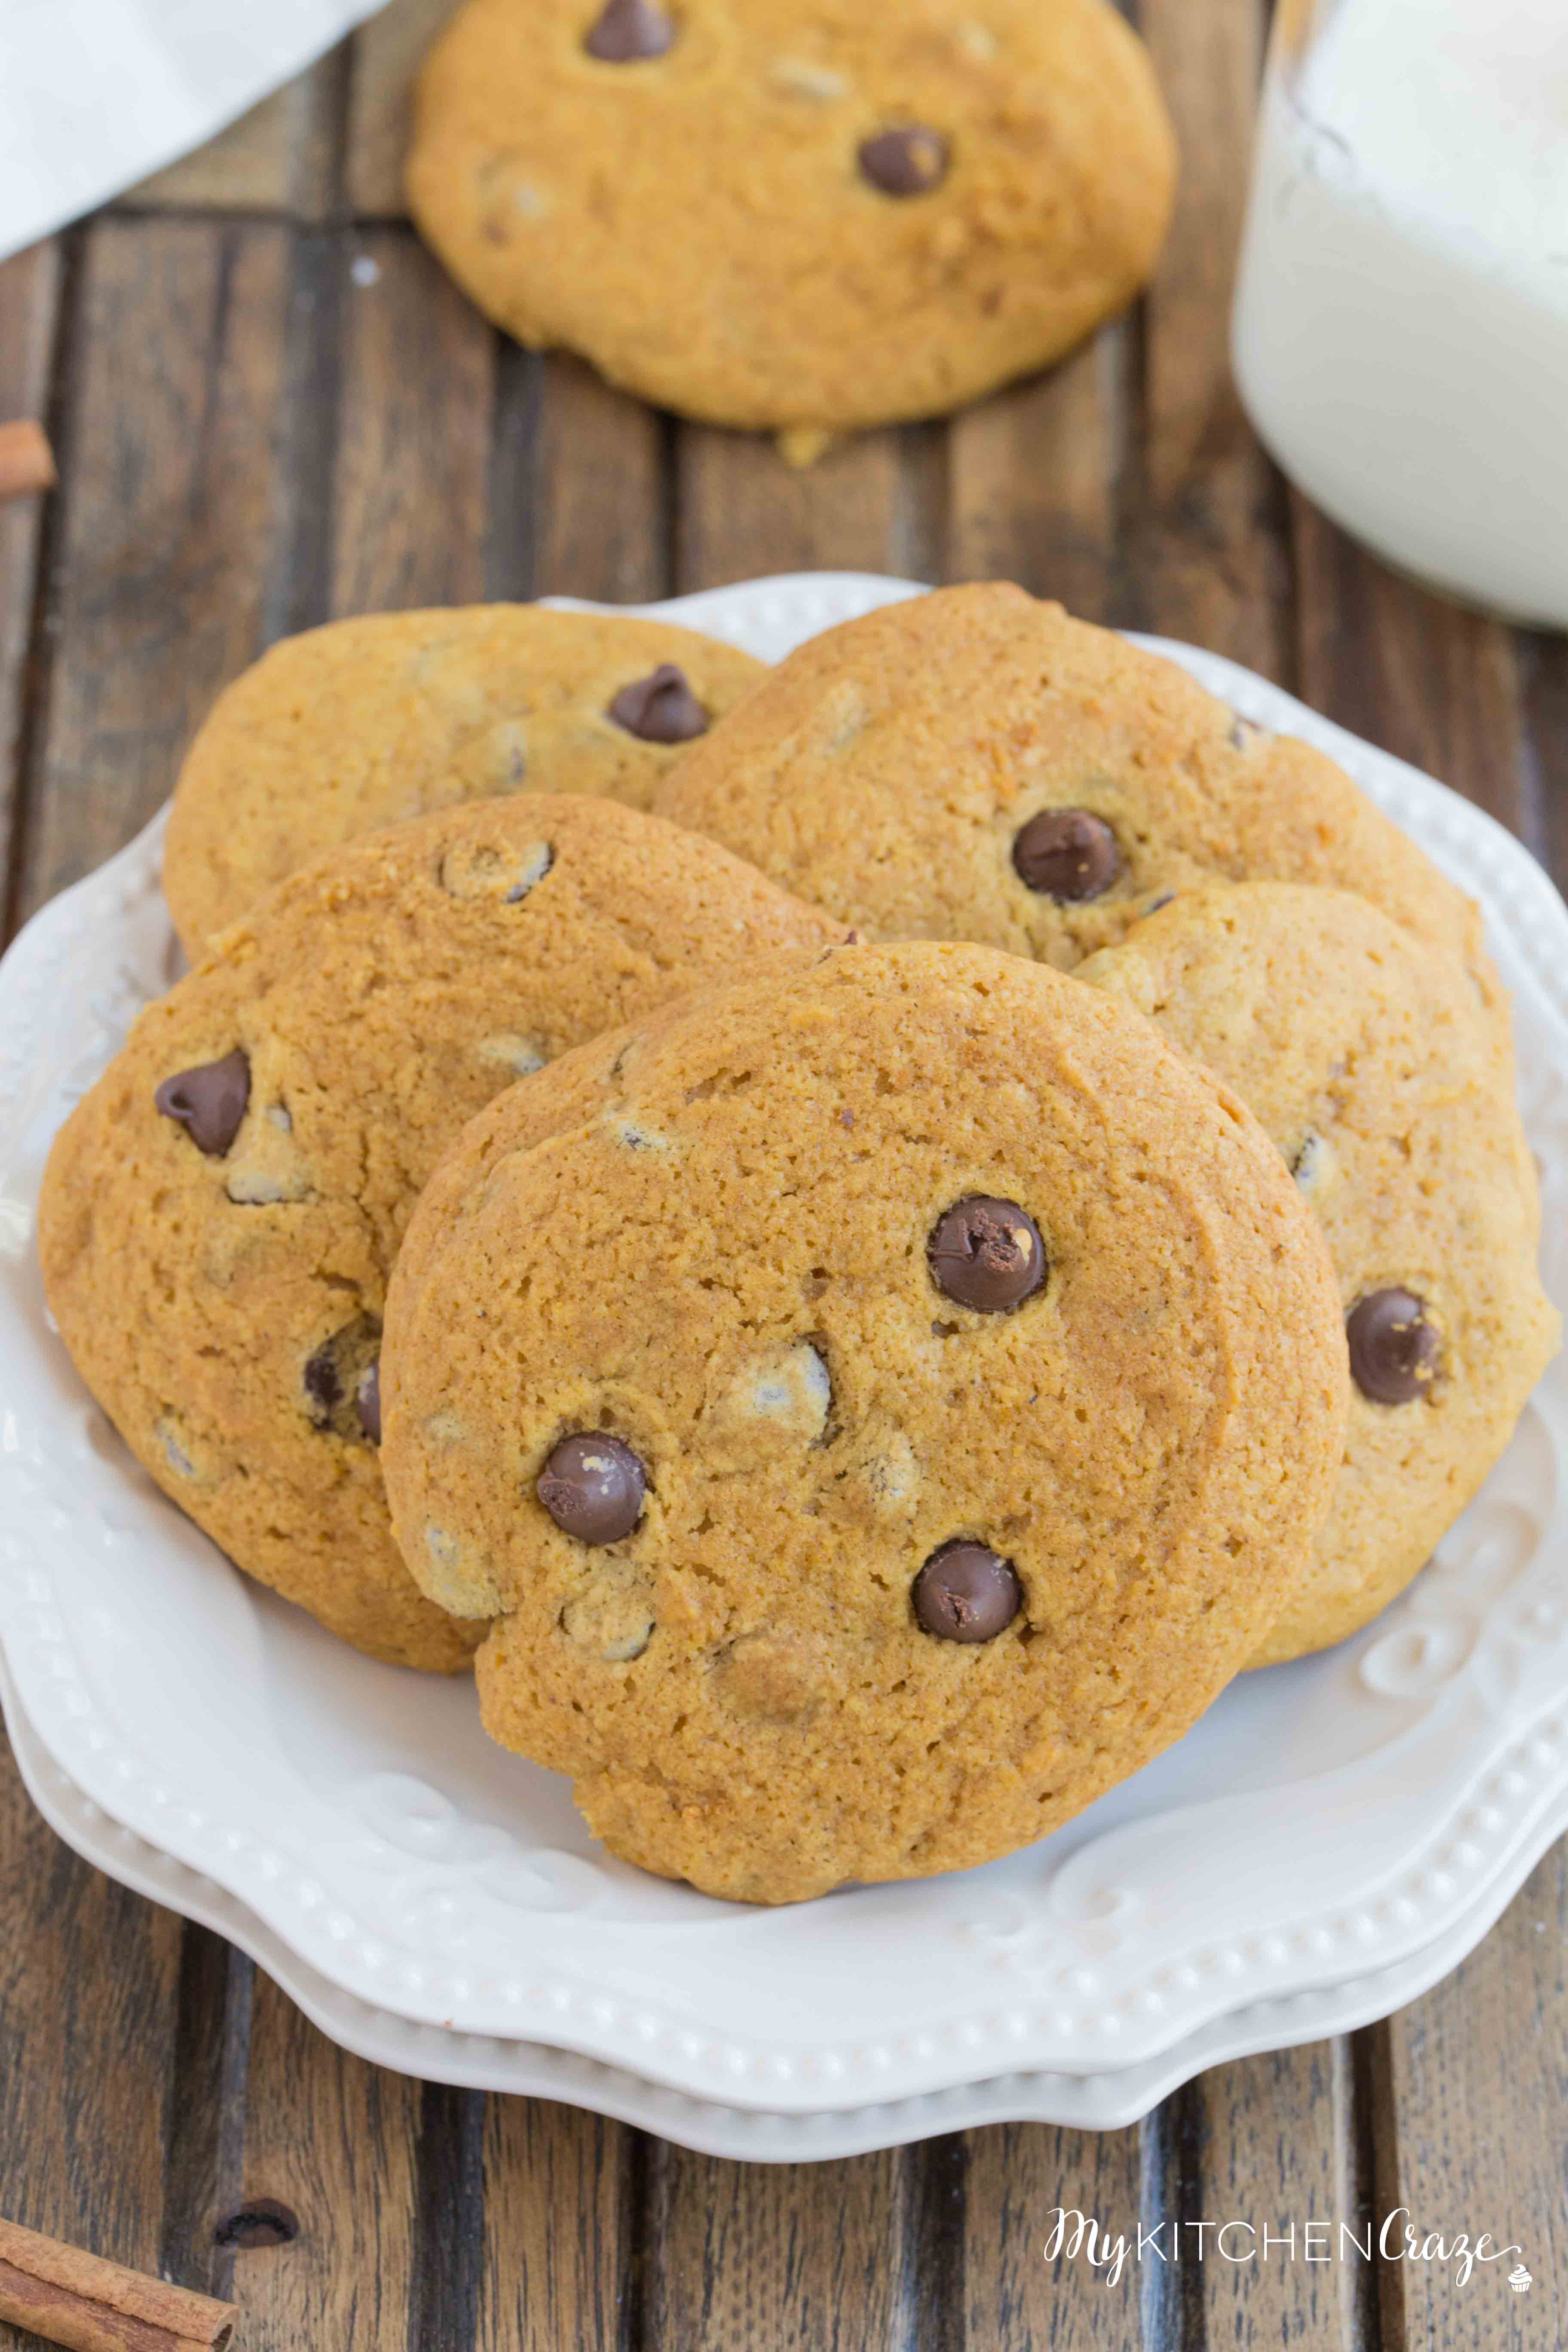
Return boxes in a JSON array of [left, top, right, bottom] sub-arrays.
[[162, 604, 765, 953], [405, 0, 1176, 442], [380, 938, 1347, 1900], [40, 796, 839, 1673], [654, 582, 1501, 1019], [1077, 882, 1559, 1667]]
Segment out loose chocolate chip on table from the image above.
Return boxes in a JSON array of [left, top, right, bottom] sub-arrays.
[[1012, 809, 1123, 902], [356, 1362, 382, 1445], [858, 126, 950, 197], [913, 1540, 1023, 1643], [1347, 1288, 1442, 1404], [154, 1048, 250, 1157], [928, 1196, 1046, 1314], [584, 0, 674, 62], [538, 1432, 647, 1544], [607, 663, 708, 742]]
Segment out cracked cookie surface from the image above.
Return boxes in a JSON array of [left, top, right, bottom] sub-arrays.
[[162, 604, 765, 954], [655, 583, 1501, 1017], [381, 939, 1347, 1899], [405, 0, 1176, 434], [39, 795, 838, 1671], [1078, 882, 1559, 1666]]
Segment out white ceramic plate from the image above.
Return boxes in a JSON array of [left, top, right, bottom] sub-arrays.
[[6, 1655, 1562, 2158], [2, 572, 1567, 2121]]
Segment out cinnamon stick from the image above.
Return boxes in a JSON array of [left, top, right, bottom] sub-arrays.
[[0, 2217, 236, 2352], [0, 417, 56, 501]]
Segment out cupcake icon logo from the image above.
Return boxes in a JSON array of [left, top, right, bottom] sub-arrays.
[[1509, 2262, 1532, 2294]]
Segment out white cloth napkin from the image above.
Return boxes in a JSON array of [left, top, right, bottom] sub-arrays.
[[0, 0, 388, 263]]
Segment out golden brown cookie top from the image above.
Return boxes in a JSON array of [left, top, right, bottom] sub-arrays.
[[381, 938, 1347, 1900], [655, 583, 1498, 1003], [1078, 882, 1559, 1667], [39, 794, 839, 1673], [162, 604, 766, 953], [406, 0, 1176, 433]]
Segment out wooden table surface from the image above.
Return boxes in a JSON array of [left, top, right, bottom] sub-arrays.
[[2, 4, 1565, 2346]]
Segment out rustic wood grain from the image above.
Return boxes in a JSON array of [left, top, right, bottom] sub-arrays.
[[1135, 0, 1289, 677], [524, 357, 670, 605], [0, 240, 61, 885], [944, 337, 1119, 612], [228, 1973, 423, 2350], [478, 2100, 636, 2352], [644, 2143, 922, 2352], [122, 56, 344, 221], [675, 426, 933, 593], [12, 219, 292, 924], [1376, 1846, 1566, 2350], [346, 0, 467, 217], [0, 1732, 184, 2296], [959, 2121, 1152, 2349], [1525, 633, 1568, 886], [1291, 496, 1531, 837], [330, 224, 493, 616]]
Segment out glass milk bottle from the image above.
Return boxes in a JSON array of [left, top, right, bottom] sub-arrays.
[[1231, 0, 1568, 628]]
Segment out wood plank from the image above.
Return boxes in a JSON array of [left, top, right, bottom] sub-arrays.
[[122, 56, 343, 220], [0, 1729, 184, 2291], [643, 2142, 922, 2352], [1525, 633, 1568, 885], [1377, 1844, 1566, 2350], [14, 217, 292, 924], [1291, 497, 1530, 836], [675, 425, 933, 593], [330, 224, 493, 615], [346, 0, 468, 218], [479, 2099, 635, 2352], [1190, 2043, 1374, 2349], [525, 356, 669, 605], [945, 336, 1118, 613], [960, 2120, 1152, 2350], [1135, 0, 1289, 677], [0, 239, 61, 880], [229, 1971, 423, 2350]]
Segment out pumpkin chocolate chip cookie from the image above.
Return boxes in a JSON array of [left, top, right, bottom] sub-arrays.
[[379, 938, 1347, 1901], [405, 0, 1176, 437], [39, 796, 839, 1672], [654, 582, 1501, 1019], [162, 604, 764, 954], [1078, 883, 1559, 1666]]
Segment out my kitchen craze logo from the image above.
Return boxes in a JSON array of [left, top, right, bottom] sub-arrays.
[[1043, 2207, 1527, 2291]]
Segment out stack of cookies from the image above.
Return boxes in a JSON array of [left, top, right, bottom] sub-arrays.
[[40, 584, 1557, 1904]]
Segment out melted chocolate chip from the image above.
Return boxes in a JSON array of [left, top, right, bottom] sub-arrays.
[[538, 1432, 647, 1544], [1012, 809, 1123, 903], [913, 1540, 1022, 1643], [858, 125, 949, 196], [928, 1196, 1046, 1314], [302, 1317, 382, 1438], [303, 1347, 342, 1421], [356, 1361, 382, 1445], [607, 663, 708, 743], [584, 0, 674, 61], [1347, 1289, 1442, 1405], [154, 1048, 250, 1157]]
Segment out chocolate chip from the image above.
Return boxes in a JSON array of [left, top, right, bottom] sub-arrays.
[[303, 1347, 342, 1421], [928, 1196, 1046, 1314], [607, 663, 708, 743], [154, 1048, 250, 1157], [1012, 809, 1123, 903], [584, 0, 674, 61], [303, 1316, 382, 1438], [538, 1432, 647, 1544], [1347, 1289, 1442, 1405], [913, 1540, 1022, 1643], [858, 125, 949, 196], [356, 1362, 382, 1445]]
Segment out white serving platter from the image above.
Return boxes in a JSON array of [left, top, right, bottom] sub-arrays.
[[2, 572, 1566, 2124]]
